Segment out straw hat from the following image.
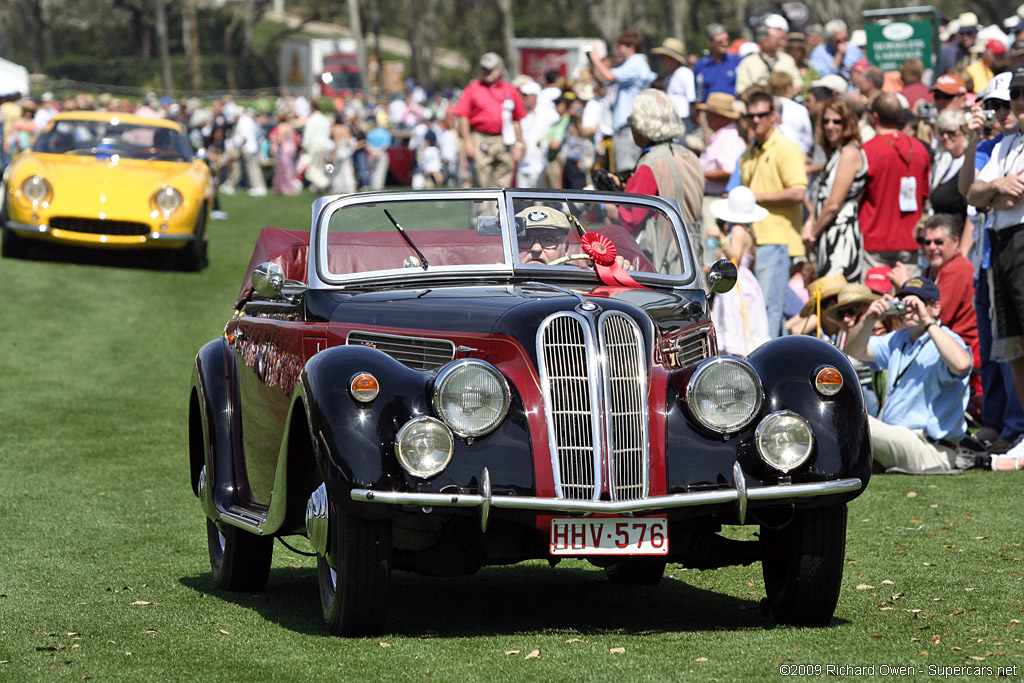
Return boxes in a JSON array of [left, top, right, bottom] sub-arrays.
[[652, 38, 688, 65], [695, 92, 740, 119], [800, 273, 847, 317], [823, 284, 879, 322]]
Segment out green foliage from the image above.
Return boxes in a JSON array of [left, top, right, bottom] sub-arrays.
[[42, 54, 234, 93], [1, 192, 1023, 679]]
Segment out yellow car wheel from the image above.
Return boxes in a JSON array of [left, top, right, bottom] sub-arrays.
[[176, 206, 208, 271]]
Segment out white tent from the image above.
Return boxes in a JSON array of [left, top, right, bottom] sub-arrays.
[[0, 57, 30, 97]]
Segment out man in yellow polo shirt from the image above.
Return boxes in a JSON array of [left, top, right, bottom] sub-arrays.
[[738, 89, 807, 337]]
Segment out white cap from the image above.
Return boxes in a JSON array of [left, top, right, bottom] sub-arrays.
[[983, 71, 1013, 102], [850, 29, 867, 47], [738, 41, 761, 58], [763, 14, 789, 32], [519, 80, 541, 96]]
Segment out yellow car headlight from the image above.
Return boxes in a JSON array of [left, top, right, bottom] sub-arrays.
[[21, 175, 52, 206], [152, 187, 183, 216]]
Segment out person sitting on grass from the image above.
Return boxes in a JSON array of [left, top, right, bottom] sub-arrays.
[[845, 277, 977, 474]]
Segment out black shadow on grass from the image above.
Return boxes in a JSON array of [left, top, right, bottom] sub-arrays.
[[181, 562, 848, 637], [6, 241, 188, 271]]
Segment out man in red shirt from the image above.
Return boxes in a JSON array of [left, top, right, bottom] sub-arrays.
[[892, 213, 980, 373], [859, 93, 931, 274], [453, 52, 526, 188]]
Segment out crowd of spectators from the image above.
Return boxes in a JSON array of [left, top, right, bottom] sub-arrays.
[[4, 8, 1024, 470]]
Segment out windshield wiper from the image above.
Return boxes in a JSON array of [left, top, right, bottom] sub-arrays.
[[384, 209, 429, 270]]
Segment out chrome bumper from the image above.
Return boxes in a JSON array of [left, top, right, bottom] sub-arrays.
[[5, 220, 192, 243], [350, 464, 864, 532]]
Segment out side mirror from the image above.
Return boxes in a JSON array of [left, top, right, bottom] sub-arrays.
[[252, 261, 285, 299], [707, 258, 738, 295]]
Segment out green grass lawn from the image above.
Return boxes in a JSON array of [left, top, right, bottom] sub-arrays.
[[1, 191, 1023, 681]]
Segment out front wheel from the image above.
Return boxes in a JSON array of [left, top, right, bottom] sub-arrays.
[[206, 519, 273, 591], [176, 208, 208, 271], [317, 508, 390, 636], [760, 505, 847, 626]]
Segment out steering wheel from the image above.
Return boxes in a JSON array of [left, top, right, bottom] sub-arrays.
[[548, 253, 592, 266]]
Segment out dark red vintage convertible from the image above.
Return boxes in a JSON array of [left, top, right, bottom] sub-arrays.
[[188, 188, 871, 635]]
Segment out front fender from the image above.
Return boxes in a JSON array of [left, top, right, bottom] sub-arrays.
[[663, 336, 871, 502], [189, 337, 241, 519], [300, 345, 536, 518]]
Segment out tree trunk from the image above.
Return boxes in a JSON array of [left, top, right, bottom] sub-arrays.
[[369, 0, 382, 93], [494, 0, 517, 76], [346, 0, 367, 92], [584, 0, 632, 48], [155, 0, 173, 95], [224, 8, 242, 92], [241, 0, 256, 88], [668, 0, 686, 50], [183, 0, 203, 92]]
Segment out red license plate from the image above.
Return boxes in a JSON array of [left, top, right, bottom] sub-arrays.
[[549, 517, 668, 556]]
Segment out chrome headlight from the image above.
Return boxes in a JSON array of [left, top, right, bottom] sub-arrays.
[[21, 175, 52, 205], [433, 360, 510, 438], [686, 358, 763, 433], [151, 186, 183, 216], [755, 410, 814, 472], [395, 417, 454, 478]]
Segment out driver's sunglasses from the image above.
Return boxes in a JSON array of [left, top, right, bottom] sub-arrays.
[[525, 230, 565, 248]]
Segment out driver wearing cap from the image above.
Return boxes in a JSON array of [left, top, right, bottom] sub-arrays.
[[845, 276, 972, 474], [516, 206, 571, 265]]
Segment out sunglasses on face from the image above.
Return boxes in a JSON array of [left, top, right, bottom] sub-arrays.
[[523, 231, 565, 248], [938, 128, 963, 138], [743, 111, 772, 120], [1010, 89, 1024, 101], [986, 101, 1011, 111], [918, 238, 946, 246], [822, 117, 843, 125]]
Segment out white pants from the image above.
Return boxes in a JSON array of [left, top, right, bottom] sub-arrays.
[[868, 416, 957, 474]]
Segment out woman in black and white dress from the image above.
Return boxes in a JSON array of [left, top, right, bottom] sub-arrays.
[[802, 97, 867, 283]]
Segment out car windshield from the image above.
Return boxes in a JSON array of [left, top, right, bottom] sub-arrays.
[[33, 118, 193, 160], [318, 192, 689, 283]]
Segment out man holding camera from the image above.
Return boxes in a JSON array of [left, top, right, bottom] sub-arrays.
[[846, 277, 972, 474]]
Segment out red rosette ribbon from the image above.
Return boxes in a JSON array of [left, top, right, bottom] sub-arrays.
[[580, 231, 648, 289]]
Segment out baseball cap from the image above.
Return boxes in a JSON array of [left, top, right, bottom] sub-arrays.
[[897, 276, 941, 302], [983, 71, 1012, 102], [515, 206, 571, 232], [933, 74, 967, 95], [480, 52, 504, 71], [810, 74, 849, 94], [1011, 66, 1024, 90], [763, 13, 789, 32], [864, 266, 893, 295], [987, 39, 1008, 55], [519, 80, 541, 96]]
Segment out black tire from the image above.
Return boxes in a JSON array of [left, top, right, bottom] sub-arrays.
[[1, 226, 27, 259], [176, 208, 208, 271], [760, 504, 847, 626], [603, 557, 667, 585], [317, 508, 390, 636], [206, 518, 273, 591]]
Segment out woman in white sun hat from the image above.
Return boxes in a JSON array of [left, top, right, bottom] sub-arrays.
[[709, 186, 771, 356]]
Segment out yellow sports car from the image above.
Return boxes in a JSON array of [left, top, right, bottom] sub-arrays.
[[1, 111, 213, 269]]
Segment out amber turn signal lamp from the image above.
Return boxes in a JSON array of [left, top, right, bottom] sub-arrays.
[[814, 367, 843, 396], [350, 373, 380, 402]]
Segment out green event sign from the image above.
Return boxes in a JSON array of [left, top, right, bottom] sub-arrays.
[[865, 20, 934, 71]]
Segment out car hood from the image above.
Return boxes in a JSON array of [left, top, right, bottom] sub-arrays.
[[13, 153, 195, 205], [307, 284, 707, 342]]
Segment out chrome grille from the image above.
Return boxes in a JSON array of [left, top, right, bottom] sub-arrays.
[[538, 311, 649, 501], [676, 328, 711, 367], [601, 314, 648, 501], [347, 331, 455, 370], [50, 216, 149, 236]]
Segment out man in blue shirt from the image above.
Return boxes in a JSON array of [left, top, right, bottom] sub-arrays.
[[588, 30, 655, 173], [694, 24, 741, 102], [809, 20, 864, 83], [846, 277, 972, 474]]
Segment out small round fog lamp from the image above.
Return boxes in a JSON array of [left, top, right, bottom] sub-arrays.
[[755, 411, 814, 473], [814, 366, 843, 396], [349, 372, 379, 402], [395, 417, 453, 478]]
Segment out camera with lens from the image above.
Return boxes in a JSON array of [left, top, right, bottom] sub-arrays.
[[983, 109, 997, 125], [917, 102, 937, 125], [883, 299, 907, 316]]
